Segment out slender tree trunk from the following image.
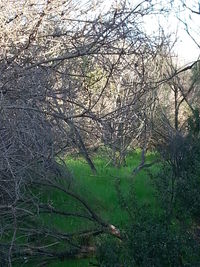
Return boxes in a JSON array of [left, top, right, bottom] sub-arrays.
[[68, 121, 97, 174], [174, 87, 179, 131]]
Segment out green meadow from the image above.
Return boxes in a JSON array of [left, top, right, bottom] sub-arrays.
[[43, 150, 160, 267], [14, 148, 200, 267]]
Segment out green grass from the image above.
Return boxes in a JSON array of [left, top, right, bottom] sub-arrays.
[[49, 259, 91, 267], [67, 151, 159, 220], [46, 150, 160, 266], [17, 150, 160, 267]]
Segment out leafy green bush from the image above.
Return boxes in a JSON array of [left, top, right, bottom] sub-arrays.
[[154, 109, 200, 219], [97, 237, 122, 267], [97, 206, 200, 267]]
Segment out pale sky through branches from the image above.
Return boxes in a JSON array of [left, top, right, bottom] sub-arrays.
[[147, 0, 200, 64], [4, 0, 199, 64], [94, 0, 200, 64]]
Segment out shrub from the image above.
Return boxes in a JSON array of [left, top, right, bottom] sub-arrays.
[[97, 204, 200, 267]]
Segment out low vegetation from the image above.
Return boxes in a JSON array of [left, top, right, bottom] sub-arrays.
[[31, 144, 200, 266], [43, 151, 159, 267]]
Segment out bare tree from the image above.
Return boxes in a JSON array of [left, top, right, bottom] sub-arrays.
[[0, 0, 179, 265]]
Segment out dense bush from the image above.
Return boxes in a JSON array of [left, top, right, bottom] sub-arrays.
[[155, 109, 200, 219], [97, 206, 200, 267]]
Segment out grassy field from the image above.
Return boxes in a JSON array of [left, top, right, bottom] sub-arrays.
[[44, 150, 160, 267], [13, 148, 200, 266], [15, 150, 159, 267]]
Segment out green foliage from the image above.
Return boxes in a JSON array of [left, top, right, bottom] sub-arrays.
[[97, 204, 200, 267], [27, 151, 157, 267], [97, 237, 122, 267], [97, 119, 200, 267], [154, 110, 200, 219], [188, 108, 200, 137]]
